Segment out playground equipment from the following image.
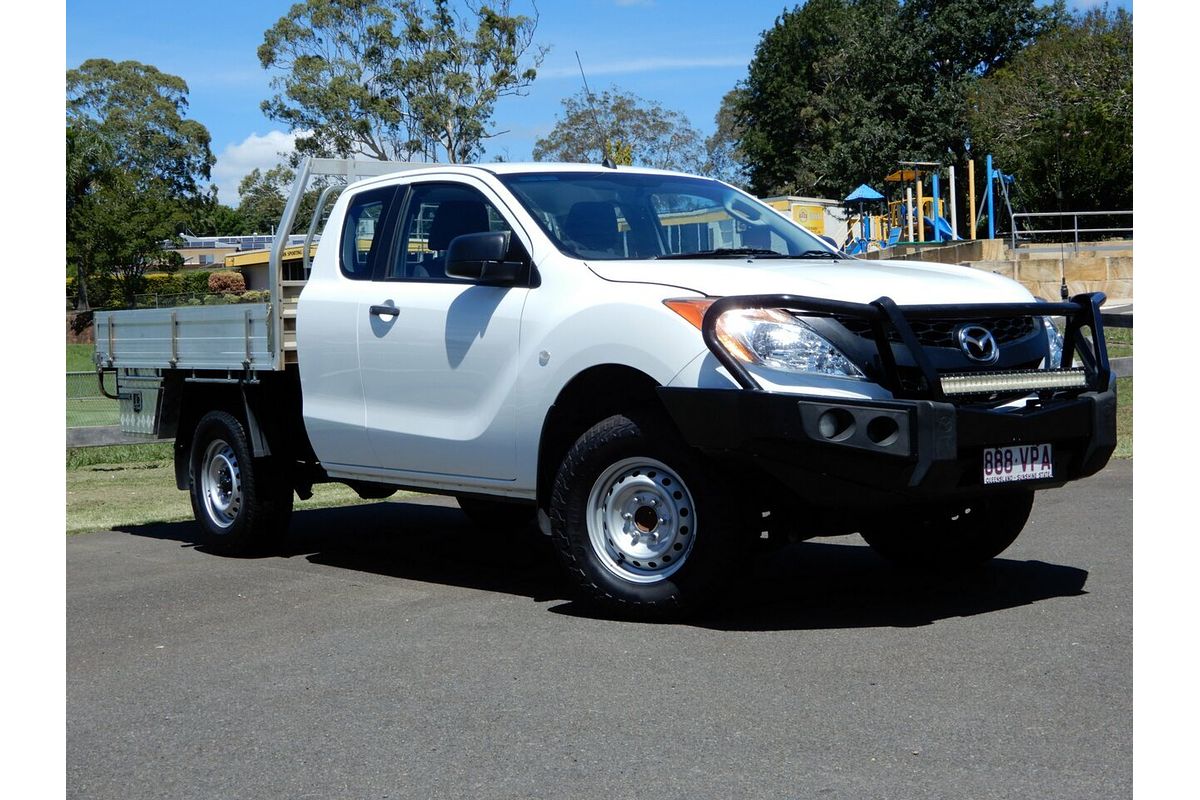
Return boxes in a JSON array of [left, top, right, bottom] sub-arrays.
[[885, 161, 961, 244], [975, 153, 1017, 241], [842, 155, 1013, 251], [842, 183, 885, 254]]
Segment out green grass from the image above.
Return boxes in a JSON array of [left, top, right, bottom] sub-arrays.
[[66, 398, 120, 427], [1115, 376, 1132, 459], [66, 451, 398, 535], [1106, 327, 1133, 359], [67, 349, 120, 427], [67, 343, 96, 372], [66, 370, 119, 427], [67, 442, 174, 469]]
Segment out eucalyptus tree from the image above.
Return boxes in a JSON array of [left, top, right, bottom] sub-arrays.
[[533, 87, 706, 173], [258, 0, 546, 163]]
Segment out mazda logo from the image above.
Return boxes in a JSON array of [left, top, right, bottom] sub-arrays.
[[957, 325, 1000, 364]]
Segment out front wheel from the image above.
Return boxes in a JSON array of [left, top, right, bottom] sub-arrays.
[[859, 492, 1035, 569], [188, 410, 293, 554], [549, 413, 733, 618]]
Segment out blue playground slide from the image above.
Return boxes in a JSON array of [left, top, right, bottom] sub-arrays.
[[924, 215, 959, 241], [898, 205, 960, 241]]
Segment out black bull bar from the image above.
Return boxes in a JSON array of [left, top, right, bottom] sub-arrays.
[[700, 292, 1111, 398]]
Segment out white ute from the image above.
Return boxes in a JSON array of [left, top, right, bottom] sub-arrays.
[[95, 158, 1117, 618]]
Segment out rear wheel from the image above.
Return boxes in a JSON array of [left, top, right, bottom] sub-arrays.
[[549, 412, 734, 618], [860, 492, 1034, 568], [188, 410, 293, 554]]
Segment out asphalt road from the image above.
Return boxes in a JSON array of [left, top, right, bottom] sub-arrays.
[[67, 460, 1132, 799]]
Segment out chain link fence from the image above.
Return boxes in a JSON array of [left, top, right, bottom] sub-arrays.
[[67, 371, 118, 428], [131, 291, 205, 308]]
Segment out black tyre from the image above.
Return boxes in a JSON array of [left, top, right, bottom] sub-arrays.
[[549, 412, 734, 618], [860, 492, 1035, 568], [188, 410, 293, 554], [456, 496, 536, 532]]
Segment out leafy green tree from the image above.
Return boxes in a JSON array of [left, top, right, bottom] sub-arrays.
[[183, 201, 245, 237], [66, 60, 213, 308], [968, 6, 1132, 213], [258, 0, 546, 163], [236, 166, 293, 235], [704, 88, 750, 188], [67, 155, 188, 308], [398, 0, 548, 162], [532, 87, 706, 172], [234, 165, 325, 236], [67, 59, 215, 198], [735, 0, 1062, 199], [66, 125, 114, 310]]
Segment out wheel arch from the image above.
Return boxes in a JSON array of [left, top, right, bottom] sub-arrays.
[[535, 364, 678, 509], [173, 381, 244, 490], [172, 369, 313, 490]]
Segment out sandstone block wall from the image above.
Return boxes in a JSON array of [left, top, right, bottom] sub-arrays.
[[876, 239, 1132, 302]]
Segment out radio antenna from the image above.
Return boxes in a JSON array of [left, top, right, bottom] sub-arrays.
[[576, 51, 616, 169]]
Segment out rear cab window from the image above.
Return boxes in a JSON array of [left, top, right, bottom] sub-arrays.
[[340, 186, 398, 280]]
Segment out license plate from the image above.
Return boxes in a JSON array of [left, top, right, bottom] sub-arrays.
[[982, 444, 1053, 484]]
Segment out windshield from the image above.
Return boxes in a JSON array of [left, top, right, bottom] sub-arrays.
[[498, 171, 838, 261]]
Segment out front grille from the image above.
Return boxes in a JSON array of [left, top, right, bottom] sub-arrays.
[[833, 315, 1036, 347]]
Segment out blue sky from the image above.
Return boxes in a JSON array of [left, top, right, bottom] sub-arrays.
[[66, 0, 1130, 204]]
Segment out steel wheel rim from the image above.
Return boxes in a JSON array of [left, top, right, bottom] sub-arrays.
[[586, 456, 696, 584], [201, 439, 242, 530]]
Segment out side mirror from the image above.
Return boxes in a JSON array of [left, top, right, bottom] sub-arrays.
[[445, 231, 527, 285], [819, 235, 839, 249]]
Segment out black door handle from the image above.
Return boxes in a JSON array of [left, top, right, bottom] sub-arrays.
[[370, 304, 400, 317]]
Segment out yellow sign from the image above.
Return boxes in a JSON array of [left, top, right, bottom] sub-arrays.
[[792, 204, 825, 235]]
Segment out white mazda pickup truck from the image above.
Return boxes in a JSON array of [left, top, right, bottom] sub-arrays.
[[95, 158, 1117, 617]]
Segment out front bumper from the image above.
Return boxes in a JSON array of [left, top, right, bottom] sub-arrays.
[[657, 376, 1117, 508]]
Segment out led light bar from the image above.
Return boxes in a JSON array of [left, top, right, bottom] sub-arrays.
[[940, 368, 1089, 396]]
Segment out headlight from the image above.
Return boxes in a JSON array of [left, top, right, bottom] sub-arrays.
[[1042, 316, 1065, 369], [718, 309, 866, 376], [665, 299, 865, 378]]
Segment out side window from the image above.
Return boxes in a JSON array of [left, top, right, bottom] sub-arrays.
[[340, 187, 396, 280], [387, 183, 514, 281]]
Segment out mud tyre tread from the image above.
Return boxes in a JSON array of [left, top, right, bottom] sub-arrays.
[[548, 412, 733, 620], [188, 410, 293, 555]]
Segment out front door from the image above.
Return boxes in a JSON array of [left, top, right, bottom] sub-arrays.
[[356, 179, 530, 482]]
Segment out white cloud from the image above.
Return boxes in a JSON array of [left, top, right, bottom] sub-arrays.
[[210, 130, 303, 205]]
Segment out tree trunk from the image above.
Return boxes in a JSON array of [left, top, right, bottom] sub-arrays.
[[74, 261, 91, 311]]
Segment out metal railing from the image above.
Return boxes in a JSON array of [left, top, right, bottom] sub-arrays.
[[1010, 210, 1132, 253]]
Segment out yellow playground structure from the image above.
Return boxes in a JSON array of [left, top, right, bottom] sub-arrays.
[[842, 155, 1012, 254]]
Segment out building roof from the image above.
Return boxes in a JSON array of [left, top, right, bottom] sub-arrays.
[[224, 244, 316, 269]]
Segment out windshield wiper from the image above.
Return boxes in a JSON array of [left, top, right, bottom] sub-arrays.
[[655, 247, 787, 260], [795, 249, 841, 259]]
